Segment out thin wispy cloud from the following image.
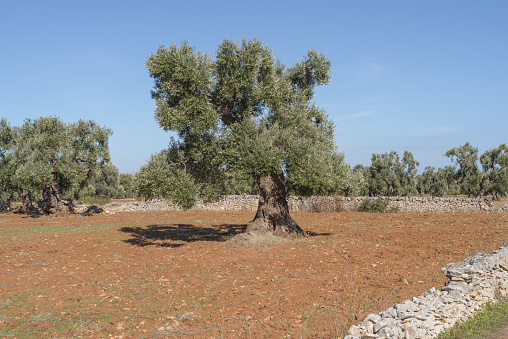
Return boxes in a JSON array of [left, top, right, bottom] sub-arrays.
[[337, 110, 374, 121], [424, 126, 460, 136], [347, 57, 385, 81]]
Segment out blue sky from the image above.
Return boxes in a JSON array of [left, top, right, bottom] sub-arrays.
[[1, 1, 507, 173]]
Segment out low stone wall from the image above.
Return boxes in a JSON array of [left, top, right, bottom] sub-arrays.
[[107, 196, 495, 213], [289, 196, 494, 213], [345, 244, 508, 338]]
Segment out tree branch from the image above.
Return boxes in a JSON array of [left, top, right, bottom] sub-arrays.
[[211, 98, 235, 126]]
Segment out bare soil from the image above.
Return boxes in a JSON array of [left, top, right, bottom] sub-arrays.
[[1, 210, 507, 338]]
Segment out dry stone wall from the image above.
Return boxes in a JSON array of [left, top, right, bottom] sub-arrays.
[[345, 244, 508, 339], [289, 196, 494, 213], [106, 196, 495, 213]]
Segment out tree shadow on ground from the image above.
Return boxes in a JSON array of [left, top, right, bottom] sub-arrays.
[[119, 223, 246, 247]]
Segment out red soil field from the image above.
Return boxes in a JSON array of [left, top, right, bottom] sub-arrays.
[[1, 210, 507, 338]]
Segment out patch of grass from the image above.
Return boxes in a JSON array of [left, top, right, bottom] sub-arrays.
[[438, 298, 508, 339], [81, 195, 109, 206]]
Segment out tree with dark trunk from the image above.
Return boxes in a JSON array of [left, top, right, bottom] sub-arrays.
[[146, 38, 346, 237], [15, 188, 35, 214], [364, 151, 419, 197], [39, 174, 75, 214], [244, 174, 304, 237], [0, 117, 112, 215], [445, 143, 508, 199], [479, 144, 508, 199], [445, 143, 481, 197]]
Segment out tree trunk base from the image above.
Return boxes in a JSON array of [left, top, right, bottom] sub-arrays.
[[232, 173, 304, 242], [39, 182, 74, 215], [244, 214, 303, 237], [14, 188, 38, 215]]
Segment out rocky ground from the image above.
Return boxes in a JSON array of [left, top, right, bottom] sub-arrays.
[[0, 210, 507, 338]]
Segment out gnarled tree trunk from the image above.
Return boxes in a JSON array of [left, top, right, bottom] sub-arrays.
[[237, 173, 303, 239], [478, 167, 493, 199], [39, 174, 74, 215], [386, 183, 394, 196]]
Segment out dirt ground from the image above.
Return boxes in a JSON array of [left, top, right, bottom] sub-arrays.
[[1, 209, 507, 338]]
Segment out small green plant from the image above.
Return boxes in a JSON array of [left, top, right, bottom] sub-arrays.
[[438, 298, 508, 339], [82, 195, 109, 206], [357, 198, 399, 213]]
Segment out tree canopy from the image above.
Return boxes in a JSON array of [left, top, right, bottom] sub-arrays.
[[363, 151, 420, 197], [0, 117, 112, 214]]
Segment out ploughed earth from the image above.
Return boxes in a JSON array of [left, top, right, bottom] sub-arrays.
[[1, 209, 507, 338]]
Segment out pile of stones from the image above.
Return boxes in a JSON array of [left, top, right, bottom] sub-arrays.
[[345, 244, 508, 338]]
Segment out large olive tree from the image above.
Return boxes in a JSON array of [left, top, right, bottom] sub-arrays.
[[146, 38, 344, 237]]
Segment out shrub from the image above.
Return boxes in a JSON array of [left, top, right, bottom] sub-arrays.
[[358, 197, 398, 213], [82, 195, 109, 206]]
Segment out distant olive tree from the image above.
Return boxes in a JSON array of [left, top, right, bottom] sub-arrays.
[[119, 173, 135, 198], [479, 144, 508, 199], [91, 164, 121, 199], [364, 151, 419, 196], [416, 166, 449, 196], [0, 117, 112, 214], [445, 142, 481, 196], [351, 164, 369, 196], [445, 142, 508, 199], [0, 119, 27, 207]]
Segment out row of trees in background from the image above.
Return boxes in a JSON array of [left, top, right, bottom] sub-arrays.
[[0, 119, 505, 205], [351, 143, 508, 199], [133, 143, 508, 202], [1, 116, 506, 216]]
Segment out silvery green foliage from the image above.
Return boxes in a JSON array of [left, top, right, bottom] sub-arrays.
[[68, 164, 121, 200], [0, 118, 20, 200], [145, 38, 347, 206], [0, 117, 112, 210], [445, 142, 508, 198], [479, 143, 508, 198], [417, 166, 448, 196], [119, 173, 135, 198], [445, 142, 481, 196], [90, 164, 120, 198], [341, 164, 366, 197], [364, 151, 420, 196], [135, 149, 199, 210]]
